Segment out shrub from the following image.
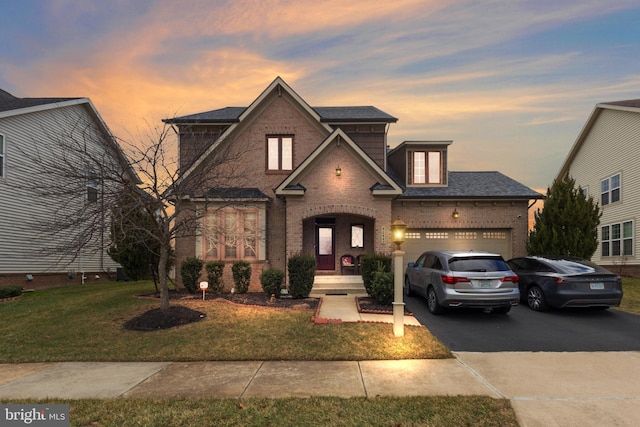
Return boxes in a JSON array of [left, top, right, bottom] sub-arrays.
[[370, 271, 394, 304], [288, 252, 316, 298], [232, 261, 252, 294], [180, 257, 203, 294], [260, 268, 285, 297], [0, 286, 23, 299], [360, 253, 392, 295], [205, 261, 225, 293]]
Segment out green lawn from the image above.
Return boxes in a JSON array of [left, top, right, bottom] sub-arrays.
[[0, 281, 450, 362], [619, 277, 640, 315]]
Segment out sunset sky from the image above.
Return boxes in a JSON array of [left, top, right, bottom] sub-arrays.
[[2, 0, 640, 192]]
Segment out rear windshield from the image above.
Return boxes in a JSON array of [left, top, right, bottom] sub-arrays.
[[545, 258, 613, 275], [449, 257, 510, 272]]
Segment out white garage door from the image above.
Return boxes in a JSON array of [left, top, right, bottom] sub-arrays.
[[403, 229, 512, 265]]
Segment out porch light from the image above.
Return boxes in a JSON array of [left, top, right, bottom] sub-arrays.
[[390, 218, 407, 251], [452, 208, 460, 219], [335, 165, 342, 176]]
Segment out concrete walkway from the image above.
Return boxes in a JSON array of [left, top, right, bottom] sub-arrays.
[[0, 296, 638, 426]]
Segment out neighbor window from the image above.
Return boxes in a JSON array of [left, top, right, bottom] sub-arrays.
[[601, 173, 621, 206], [87, 170, 99, 202], [0, 134, 4, 178], [410, 150, 442, 185], [351, 224, 364, 248], [203, 209, 258, 260], [267, 135, 293, 171], [601, 220, 633, 257]]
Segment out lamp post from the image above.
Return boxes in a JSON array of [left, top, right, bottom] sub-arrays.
[[390, 218, 407, 337]]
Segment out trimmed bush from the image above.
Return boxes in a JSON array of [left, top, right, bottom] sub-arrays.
[[205, 261, 225, 293], [360, 253, 392, 295], [232, 261, 251, 294], [260, 268, 285, 297], [288, 252, 316, 298], [180, 257, 203, 294], [0, 286, 23, 299], [370, 271, 394, 304]]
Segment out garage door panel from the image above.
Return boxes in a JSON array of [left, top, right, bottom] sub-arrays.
[[404, 229, 511, 265]]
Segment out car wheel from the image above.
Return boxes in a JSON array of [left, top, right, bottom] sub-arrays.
[[427, 286, 444, 315], [404, 276, 413, 297], [527, 286, 549, 311], [493, 305, 511, 314]]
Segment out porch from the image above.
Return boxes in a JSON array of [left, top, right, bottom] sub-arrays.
[[310, 275, 367, 296]]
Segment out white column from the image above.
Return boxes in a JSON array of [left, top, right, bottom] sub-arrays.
[[392, 249, 405, 337]]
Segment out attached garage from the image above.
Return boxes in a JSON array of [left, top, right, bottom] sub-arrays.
[[403, 228, 512, 265]]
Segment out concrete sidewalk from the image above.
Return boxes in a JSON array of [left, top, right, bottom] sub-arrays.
[[0, 296, 638, 426]]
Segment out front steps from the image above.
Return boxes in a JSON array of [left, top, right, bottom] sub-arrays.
[[310, 275, 367, 296]]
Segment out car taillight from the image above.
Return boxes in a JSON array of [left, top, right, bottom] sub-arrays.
[[441, 275, 470, 284], [553, 277, 564, 284], [500, 275, 519, 283]]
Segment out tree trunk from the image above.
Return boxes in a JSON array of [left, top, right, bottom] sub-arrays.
[[158, 242, 170, 311]]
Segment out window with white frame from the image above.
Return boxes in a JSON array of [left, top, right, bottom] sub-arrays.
[[601, 173, 621, 206], [602, 220, 633, 257], [203, 208, 258, 260], [0, 134, 4, 178], [351, 224, 364, 248], [267, 135, 293, 172], [410, 150, 442, 185]]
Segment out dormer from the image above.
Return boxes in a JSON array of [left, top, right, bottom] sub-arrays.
[[387, 141, 452, 187]]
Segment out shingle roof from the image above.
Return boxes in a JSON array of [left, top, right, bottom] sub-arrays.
[[0, 89, 79, 113], [600, 99, 640, 108], [165, 106, 397, 124], [399, 171, 542, 199]]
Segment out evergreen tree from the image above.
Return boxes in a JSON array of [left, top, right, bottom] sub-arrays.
[[527, 175, 601, 258]]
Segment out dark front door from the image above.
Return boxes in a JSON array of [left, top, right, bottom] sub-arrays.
[[316, 225, 335, 270]]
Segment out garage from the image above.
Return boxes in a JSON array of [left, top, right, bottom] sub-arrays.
[[403, 228, 512, 265]]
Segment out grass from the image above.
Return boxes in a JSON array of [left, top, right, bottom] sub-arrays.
[[10, 397, 517, 427], [619, 277, 640, 315], [0, 281, 450, 362]]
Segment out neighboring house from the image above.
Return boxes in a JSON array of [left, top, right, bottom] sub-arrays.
[[0, 89, 135, 288], [557, 99, 640, 276], [166, 77, 541, 290]]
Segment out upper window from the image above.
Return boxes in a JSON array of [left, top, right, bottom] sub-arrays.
[[601, 173, 621, 206], [267, 135, 293, 172], [410, 150, 442, 185], [0, 134, 4, 178], [602, 220, 633, 257]]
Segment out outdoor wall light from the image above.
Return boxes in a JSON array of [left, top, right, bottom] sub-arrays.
[[452, 208, 460, 219], [390, 218, 407, 251], [335, 165, 342, 176]]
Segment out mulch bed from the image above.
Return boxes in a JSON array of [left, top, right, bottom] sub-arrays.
[[126, 290, 409, 331]]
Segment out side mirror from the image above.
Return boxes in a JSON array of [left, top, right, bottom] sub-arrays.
[[407, 262, 415, 268]]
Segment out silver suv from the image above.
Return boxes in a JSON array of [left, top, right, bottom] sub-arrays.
[[404, 250, 520, 314]]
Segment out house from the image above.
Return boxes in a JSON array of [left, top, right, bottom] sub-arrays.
[[556, 99, 640, 276], [165, 77, 541, 290], [0, 89, 136, 288]]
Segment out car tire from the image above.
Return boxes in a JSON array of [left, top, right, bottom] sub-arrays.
[[493, 305, 511, 314], [404, 276, 413, 297], [527, 286, 549, 311], [427, 286, 444, 315]]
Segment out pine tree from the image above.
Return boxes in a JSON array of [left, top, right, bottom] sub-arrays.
[[527, 175, 601, 258]]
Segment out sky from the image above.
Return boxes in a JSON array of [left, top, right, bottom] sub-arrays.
[[2, 0, 640, 193]]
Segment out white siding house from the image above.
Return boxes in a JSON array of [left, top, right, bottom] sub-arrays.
[[557, 99, 640, 276], [0, 89, 136, 287]]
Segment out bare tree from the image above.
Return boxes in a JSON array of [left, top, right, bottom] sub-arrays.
[[18, 110, 252, 311]]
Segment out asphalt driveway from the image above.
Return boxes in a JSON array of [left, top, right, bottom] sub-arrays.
[[405, 295, 640, 352]]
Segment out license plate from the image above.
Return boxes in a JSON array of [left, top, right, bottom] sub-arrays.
[[590, 282, 605, 290], [478, 280, 492, 288]]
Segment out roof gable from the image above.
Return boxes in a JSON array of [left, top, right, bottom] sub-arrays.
[[275, 128, 402, 196], [556, 98, 640, 180]]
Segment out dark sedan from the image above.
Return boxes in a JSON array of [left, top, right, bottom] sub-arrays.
[[507, 256, 623, 311]]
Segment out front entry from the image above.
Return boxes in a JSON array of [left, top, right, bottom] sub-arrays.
[[316, 225, 335, 270]]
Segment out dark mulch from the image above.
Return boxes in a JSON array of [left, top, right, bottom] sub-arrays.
[[357, 297, 413, 315], [124, 306, 206, 331]]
